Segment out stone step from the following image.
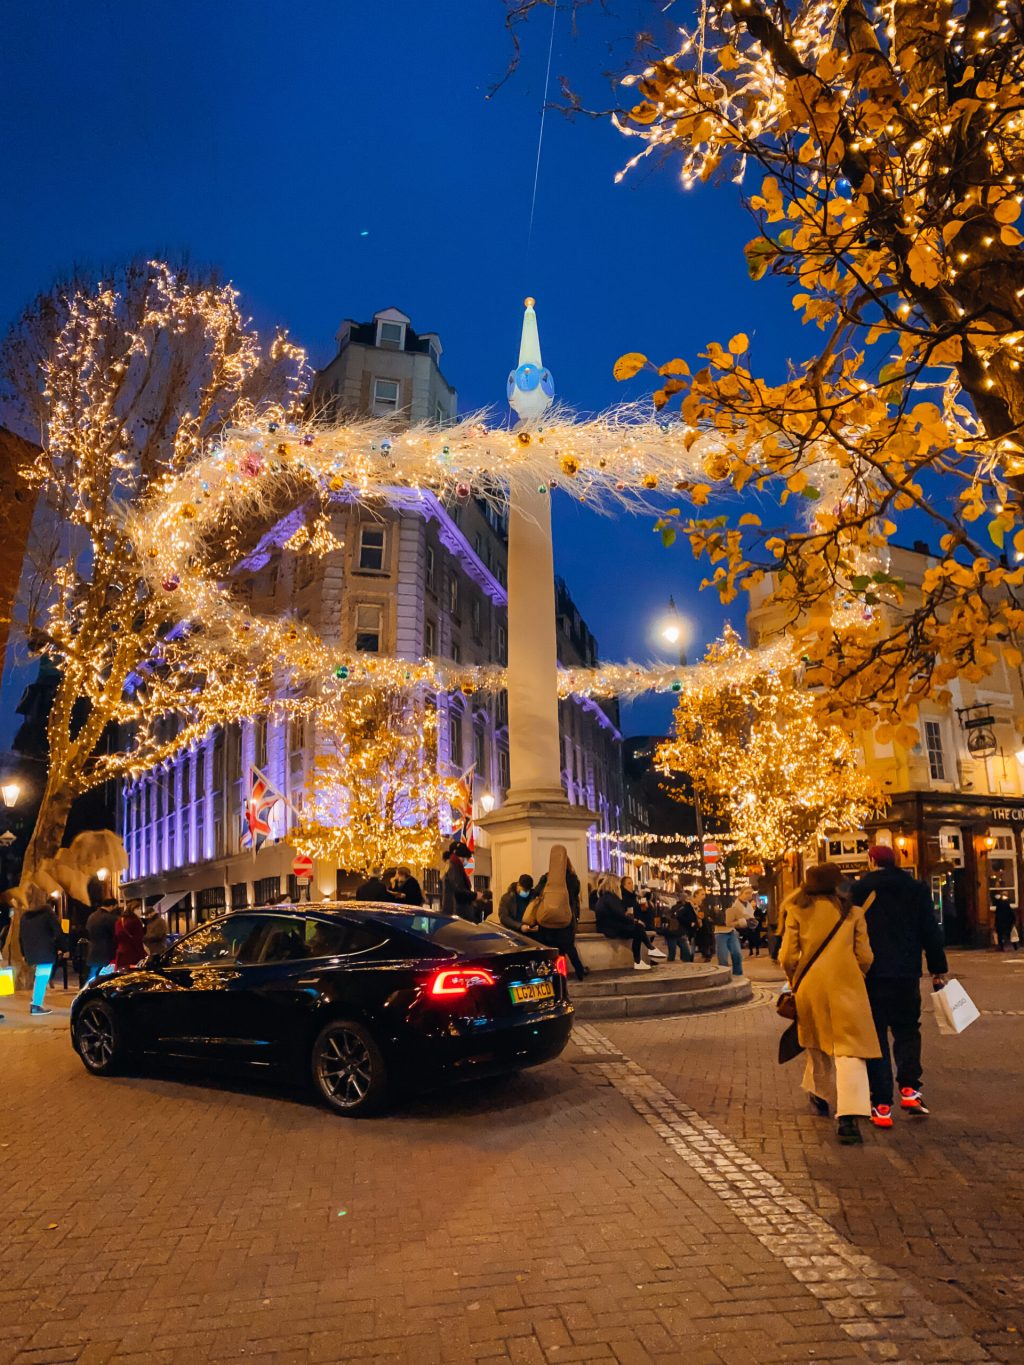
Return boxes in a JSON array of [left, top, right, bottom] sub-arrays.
[[573, 962, 732, 998], [571, 976, 753, 1021]]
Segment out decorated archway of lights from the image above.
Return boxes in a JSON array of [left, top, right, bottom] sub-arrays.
[[126, 405, 794, 728]]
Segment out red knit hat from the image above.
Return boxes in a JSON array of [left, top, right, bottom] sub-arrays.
[[868, 844, 896, 866]]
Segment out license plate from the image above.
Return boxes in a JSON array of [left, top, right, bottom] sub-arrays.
[[509, 980, 555, 1005]]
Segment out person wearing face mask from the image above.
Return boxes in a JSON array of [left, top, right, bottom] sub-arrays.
[[497, 874, 535, 931]]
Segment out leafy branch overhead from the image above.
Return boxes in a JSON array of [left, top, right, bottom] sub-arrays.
[[612, 1, 1024, 729]]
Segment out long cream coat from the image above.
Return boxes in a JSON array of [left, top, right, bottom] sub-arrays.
[[779, 893, 881, 1059]]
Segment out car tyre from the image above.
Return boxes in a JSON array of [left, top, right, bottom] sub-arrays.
[[74, 1000, 126, 1076], [311, 1019, 388, 1116]]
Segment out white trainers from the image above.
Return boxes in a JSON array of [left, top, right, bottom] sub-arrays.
[[648, 947, 667, 960], [633, 959, 653, 971]]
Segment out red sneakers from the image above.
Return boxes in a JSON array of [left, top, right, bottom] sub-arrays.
[[870, 1104, 894, 1129], [899, 1087, 930, 1116]]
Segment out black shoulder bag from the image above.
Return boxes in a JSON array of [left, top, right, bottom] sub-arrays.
[[777, 905, 848, 1065]]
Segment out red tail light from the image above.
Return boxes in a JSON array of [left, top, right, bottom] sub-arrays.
[[554, 955, 569, 978], [428, 967, 498, 998]]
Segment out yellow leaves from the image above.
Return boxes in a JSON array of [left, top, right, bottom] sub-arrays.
[[1005, 647, 1024, 669], [1001, 225, 1023, 247], [629, 101, 659, 125], [658, 358, 690, 376], [613, 352, 648, 381], [690, 483, 712, 506], [911, 401, 942, 425], [930, 335, 962, 365], [719, 44, 740, 71], [786, 470, 808, 494], [728, 333, 749, 354], [906, 236, 943, 288], [738, 512, 762, 527], [942, 220, 965, 246], [995, 199, 1021, 224]]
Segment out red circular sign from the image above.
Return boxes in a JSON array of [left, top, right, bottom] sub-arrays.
[[703, 841, 720, 865], [292, 853, 314, 879]]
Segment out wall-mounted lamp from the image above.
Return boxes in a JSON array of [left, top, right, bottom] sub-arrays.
[[895, 835, 908, 851], [1, 782, 20, 809], [96, 866, 110, 882], [984, 834, 997, 851], [480, 792, 496, 814]]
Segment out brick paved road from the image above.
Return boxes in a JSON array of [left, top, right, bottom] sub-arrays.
[[1, 948, 1020, 1364]]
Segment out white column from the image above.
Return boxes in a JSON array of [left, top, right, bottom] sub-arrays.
[[505, 482, 564, 803]]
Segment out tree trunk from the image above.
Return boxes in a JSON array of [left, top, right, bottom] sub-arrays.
[[22, 770, 76, 879]]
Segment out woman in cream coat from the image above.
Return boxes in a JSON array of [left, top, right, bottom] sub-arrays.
[[780, 862, 880, 1145]]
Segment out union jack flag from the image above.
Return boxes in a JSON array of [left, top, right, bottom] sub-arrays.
[[242, 765, 282, 854], [451, 764, 476, 854]]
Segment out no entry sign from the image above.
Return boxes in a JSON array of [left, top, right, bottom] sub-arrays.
[[292, 853, 314, 881], [703, 841, 721, 865]]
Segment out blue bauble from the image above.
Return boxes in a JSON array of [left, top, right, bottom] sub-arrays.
[[513, 362, 541, 392]]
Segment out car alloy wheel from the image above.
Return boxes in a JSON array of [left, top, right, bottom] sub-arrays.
[[75, 1002, 120, 1075], [312, 1020, 387, 1116]]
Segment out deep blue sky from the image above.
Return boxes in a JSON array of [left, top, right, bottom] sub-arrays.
[[0, 0, 812, 739]]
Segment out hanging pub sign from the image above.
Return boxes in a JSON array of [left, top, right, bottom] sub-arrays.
[[959, 706, 998, 759], [966, 726, 998, 758]]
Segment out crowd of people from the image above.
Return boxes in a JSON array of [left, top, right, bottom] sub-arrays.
[[0, 893, 169, 1018]]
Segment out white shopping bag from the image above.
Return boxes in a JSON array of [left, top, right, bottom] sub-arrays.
[[931, 979, 980, 1035]]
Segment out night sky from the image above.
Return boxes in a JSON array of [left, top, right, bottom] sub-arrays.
[[1, 0, 814, 740]]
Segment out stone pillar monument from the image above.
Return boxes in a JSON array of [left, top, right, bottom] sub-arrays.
[[478, 299, 596, 898]]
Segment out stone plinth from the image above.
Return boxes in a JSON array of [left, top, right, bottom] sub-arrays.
[[478, 798, 595, 905]]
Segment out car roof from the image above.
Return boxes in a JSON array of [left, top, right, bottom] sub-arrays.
[[244, 901, 434, 921]]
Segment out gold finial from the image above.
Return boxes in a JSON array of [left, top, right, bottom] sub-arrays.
[[524, 296, 536, 308]]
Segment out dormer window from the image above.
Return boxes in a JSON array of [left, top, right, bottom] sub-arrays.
[[376, 320, 405, 350]]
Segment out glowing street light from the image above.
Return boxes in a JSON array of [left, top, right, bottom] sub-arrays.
[[96, 867, 110, 882], [655, 596, 693, 665], [480, 792, 496, 814], [1, 782, 20, 809]]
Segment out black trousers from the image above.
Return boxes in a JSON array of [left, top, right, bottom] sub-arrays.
[[866, 977, 923, 1105], [535, 925, 586, 981]]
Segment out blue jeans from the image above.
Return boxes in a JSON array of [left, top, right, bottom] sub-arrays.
[[32, 963, 53, 1009], [715, 930, 744, 976]]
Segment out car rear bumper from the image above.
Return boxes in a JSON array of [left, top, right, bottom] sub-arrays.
[[394, 1007, 574, 1085]]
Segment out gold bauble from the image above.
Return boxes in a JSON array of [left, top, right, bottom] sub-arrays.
[[702, 451, 731, 481], [517, 431, 531, 446]]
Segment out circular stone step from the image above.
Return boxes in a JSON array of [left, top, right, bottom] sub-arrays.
[[569, 971, 753, 1020]]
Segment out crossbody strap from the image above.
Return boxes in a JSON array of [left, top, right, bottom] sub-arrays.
[[791, 904, 848, 996]]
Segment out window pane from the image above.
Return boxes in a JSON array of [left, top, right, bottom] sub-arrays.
[[378, 322, 403, 345], [168, 915, 265, 966], [359, 526, 386, 571], [355, 604, 382, 652]]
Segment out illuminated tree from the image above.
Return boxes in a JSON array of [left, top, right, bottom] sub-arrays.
[[0, 262, 307, 875], [289, 690, 460, 876], [599, 2, 1024, 733], [656, 628, 886, 867]]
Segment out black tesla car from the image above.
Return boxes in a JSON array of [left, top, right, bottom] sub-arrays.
[[69, 903, 573, 1114]]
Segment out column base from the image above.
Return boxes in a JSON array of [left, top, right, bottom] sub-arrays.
[[477, 798, 597, 910]]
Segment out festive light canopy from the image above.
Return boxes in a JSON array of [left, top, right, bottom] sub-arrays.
[[656, 629, 887, 865]]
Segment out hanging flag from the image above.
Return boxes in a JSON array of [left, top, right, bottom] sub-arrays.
[[242, 765, 283, 855], [451, 764, 476, 853]]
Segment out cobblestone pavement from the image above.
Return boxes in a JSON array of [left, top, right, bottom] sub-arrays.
[[1, 948, 1020, 1364]]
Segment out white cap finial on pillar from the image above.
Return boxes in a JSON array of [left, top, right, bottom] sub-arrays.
[[507, 296, 555, 422]]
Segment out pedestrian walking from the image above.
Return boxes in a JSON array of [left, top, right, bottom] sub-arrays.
[[521, 845, 588, 981], [713, 890, 749, 977], [779, 862, 880, 1145], [849, 845, 948, 1128], [19, 897, 65, 1015], [391, 866, 425, 907], [440, 842, 477, 920], [84, 898, 119, 984], [113, 900, 146, 971], [749, 903, 767, 957], [594, 874, 661, 970], [993, 893, 1019, 952], [142, 905, 169, 957]]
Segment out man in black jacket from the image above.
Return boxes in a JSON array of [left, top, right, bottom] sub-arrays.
[[850, 845, 948, 1128]]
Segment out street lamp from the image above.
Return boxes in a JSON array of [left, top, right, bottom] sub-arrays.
[[96, 866, 110, 882], [1, 782, 20, 809], [480, 792, 496, 814], [655, 596, 692, 666]]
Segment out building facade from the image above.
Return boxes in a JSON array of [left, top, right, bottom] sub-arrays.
[[748, 542, 1024, 945], [121, 310, 627, 926]]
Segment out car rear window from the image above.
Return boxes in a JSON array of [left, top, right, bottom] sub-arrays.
[[402, 914, 523, 952]]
